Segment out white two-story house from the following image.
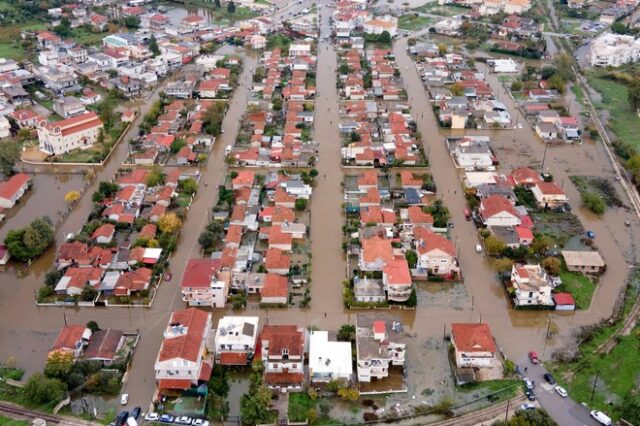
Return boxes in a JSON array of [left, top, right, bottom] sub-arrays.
[[154, 308, 213, 392], [180, 259, 231, 308], [356, 315, 406, 383], [510, 264, 555, 306], [214, 316, 259, 366], [450, 323, 496, 369]]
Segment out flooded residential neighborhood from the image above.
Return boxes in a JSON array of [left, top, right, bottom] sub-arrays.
[[0, 0, 639, 425]]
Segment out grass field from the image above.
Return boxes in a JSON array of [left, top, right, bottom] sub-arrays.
[[588, 76, 640, 152], [548, 324, 640, 419], [555, 271, 596, 309], [0, 22, 46, 60], [398, 14, 433, 31], [288, 393, 312, 423], [0, 415, 28, 426]]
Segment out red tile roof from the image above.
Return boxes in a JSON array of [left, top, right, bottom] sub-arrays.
[[451, 323, 496, 353], [92, 223, 115, 240], [553, 292, 575, 306], [413, 226, 456, 257], [0, 173, 30, 201], [181, 259, 220, 288], [84, 329, 123, 360], [361, 235, 394, 263], [262, 274, 289, 298], [259, 325, 303, 356], [218, 352, 248, 365], [158, 379, 192, 390], [158, 308, 209, 363], [481, 194, 517, 218], [51, 324, 87, 352], [264, 372, 304, 386], [265, 248, 290, 271]]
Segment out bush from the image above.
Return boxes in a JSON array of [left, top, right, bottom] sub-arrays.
[[581, 191, 605, 215], [23, 374, 66, 405]]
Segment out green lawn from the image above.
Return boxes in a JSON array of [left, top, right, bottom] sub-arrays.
[[548, 327, 640, 419], [288, 393, 312, 423], [457, 379, 521, 403], [0, 415, 29, 426], [0, 22, 46, 60], [571, 84, 584, 103], [555, 271, 595, 309], [398, 14, 433, 31], [71, 27, 111, 46], [588, 76, 640, 151]]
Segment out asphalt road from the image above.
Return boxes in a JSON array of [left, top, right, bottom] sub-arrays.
[[516, 355, 602, 426]]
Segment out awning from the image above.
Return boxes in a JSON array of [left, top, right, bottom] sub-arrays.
[[158, 379, 192, 390], [218, 352, 248, 365]]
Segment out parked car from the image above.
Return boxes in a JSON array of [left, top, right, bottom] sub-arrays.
[[115, 411, 129, 426], [164, 272, 172, 281], [519, 403, 536, 411], [590, 410, 612, 425], [159, 414, 174, 424], [528, 351, 538, 364], [120, 394, 129, 405], [475, 244, 483, 253], [131, 407, 141, 420], [554, 385, 568, 398], [174, 416, 193, 425], [192, 420, 209, 426], [544, 373, 556, 384], [144, 413, 159, 422], [525, 389, 536, 401], [523, 378, 534, 390]]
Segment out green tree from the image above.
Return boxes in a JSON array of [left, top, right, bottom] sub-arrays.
[[198, 230, 216, 250], [405, 250, 418, 269], [240, 385, 272, 424], [484, 236, 505, 255], [170, 137, 186, 154], [510, 81, 523, 91], [531, 234, 552, 256], [227, 0, 236, 13], [491, 258, 514, 273], [23, 373, 66, 405], [378, 30, 391, 44], [208, 365, 230, 397], [552, 53, 574, 82], [23, 217, 55, 253], [146, 165, 166, 187], [337, 324, 356, 342], [611, 21, 628, 34], [619, 394, 640, 425], [178, 177, 198, 195], [547, 74, 566, 93], [542, 257, 561, 275], [44, 351, 75, 380], [0, 140, 21, 176], [628, 79, 640, 112], [294, 198, 307, 211], [627, 154, 640, 183], [80, 285, 98, 302], [149, 35, 160, 57], [581, 191, 605, 215], [214, 0, 221, 7], [45, 269, 63, 288], [86, 321, 100, 333], [123, 16, 140, 29], [53, 17, 71, 38]]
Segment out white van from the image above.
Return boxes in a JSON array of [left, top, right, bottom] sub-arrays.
[[590, 411, 612, 426]]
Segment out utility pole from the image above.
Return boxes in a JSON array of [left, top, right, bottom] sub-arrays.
[[590, 371, 599, 402], [542, 317, 552, 358], [63, 312, 68, 327], [504, 399, 511, 422], [541, 142, 549, 172]]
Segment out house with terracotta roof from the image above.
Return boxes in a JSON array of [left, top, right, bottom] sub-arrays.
[[400, 205, 434, 229], [92, 223, 116, 244], [450, 323, 496, 369], [258, 325, 305, 390], [383, 258, 412, 302], [154, 308, 213, 392], [54, 267, 104, 296], [37, 112, 104, 156], [479, 194, 521, 227], [413, 226, 458, 276], [232, 170, 254, 189], [359, 235, 394, 271], [49, 324, 92, 359], [180, 259, 230, 308], [266, 225, 293, 251], [261, 274, 289, 305], [264, 248, 291, 275], [0, 174, 31, 209], [510, 167, 542, 187], [113, 267, 152, 297], [530, 181, 567, 208], [510, 264, 555, 307], [214, 316, 259, 365]]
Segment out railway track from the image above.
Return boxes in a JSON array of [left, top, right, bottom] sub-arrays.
[[596, 296, 640, 354], [0, 401, 96, 426], [433, 396, 527, 426]]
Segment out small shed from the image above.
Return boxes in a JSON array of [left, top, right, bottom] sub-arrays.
[[553, 292, 576, 311]]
